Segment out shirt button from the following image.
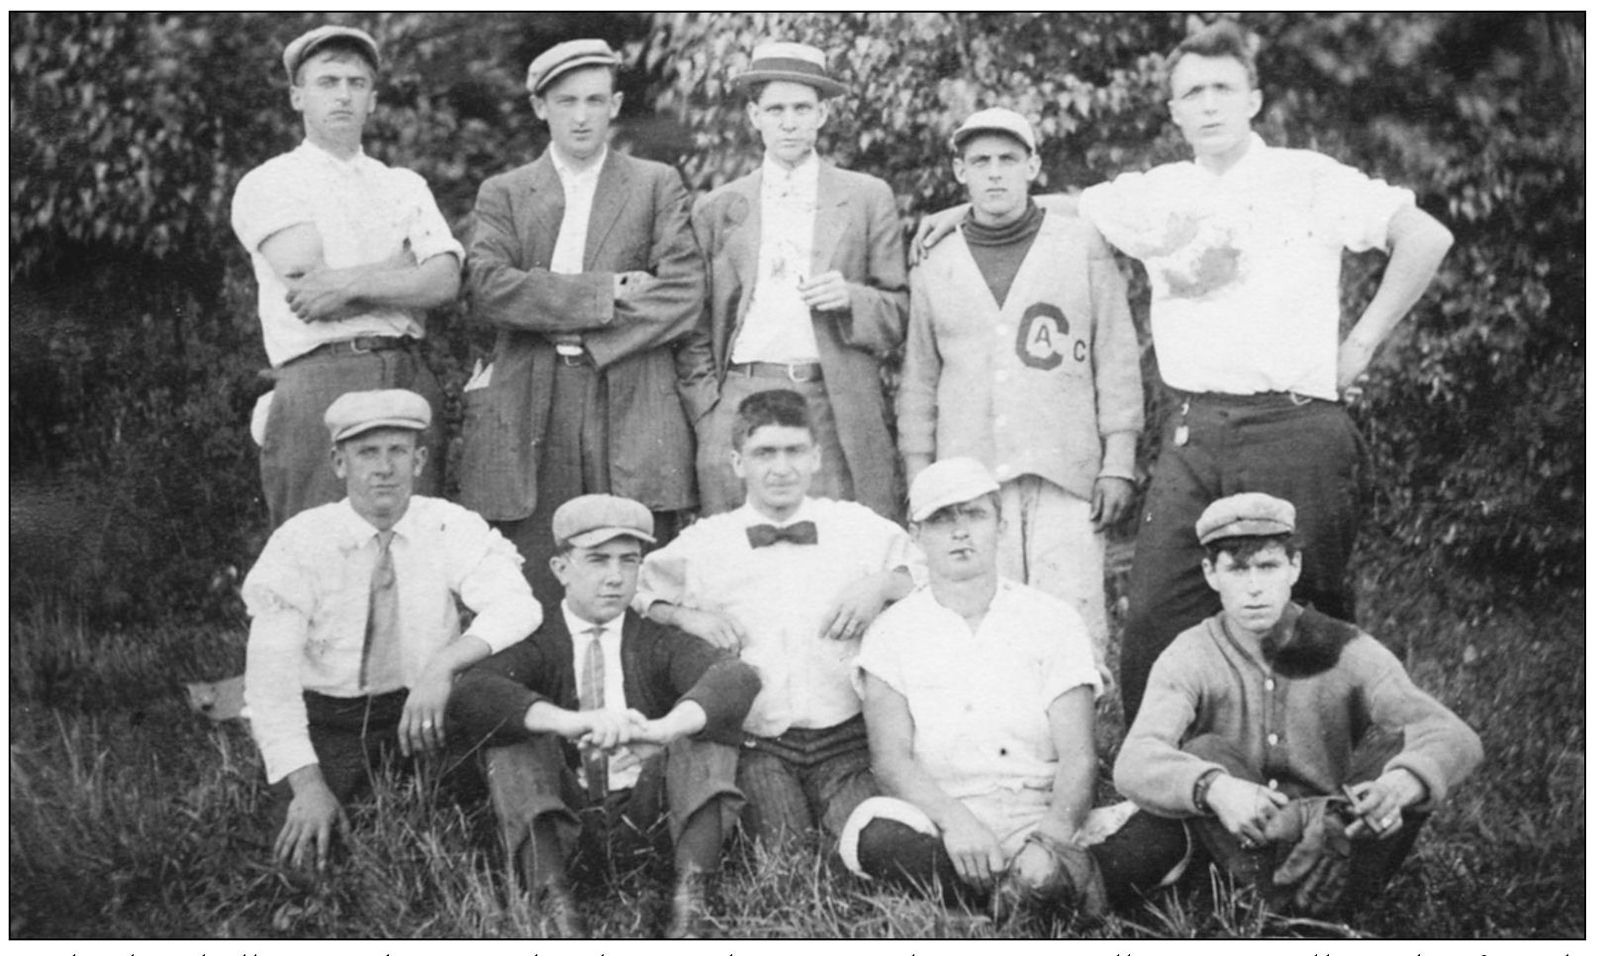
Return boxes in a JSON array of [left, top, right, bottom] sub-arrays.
[[1267, 779, 1279, 790], [1267, 732, 1280, 746], [1264, 678, 1275, 691]]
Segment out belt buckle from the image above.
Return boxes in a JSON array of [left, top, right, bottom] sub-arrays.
[[348, 336, 373, 354], [786, 363, 811, 383], [1288, 390, 1312, 406]]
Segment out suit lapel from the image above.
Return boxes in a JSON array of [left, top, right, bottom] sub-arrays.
[[729, 171, 763, 296], [584, 150, 631, 267], [811, 163, 851, 276], [525, 152, 565, 269], [542, 611, 580, 710], [618, 610, 645, 715]]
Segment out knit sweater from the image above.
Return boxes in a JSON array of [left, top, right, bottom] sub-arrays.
[[899, 213, 1143, 497], [1113, 604, 1484, 817]]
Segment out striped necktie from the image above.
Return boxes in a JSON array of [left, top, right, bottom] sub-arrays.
[[578, 625, 609, 801]]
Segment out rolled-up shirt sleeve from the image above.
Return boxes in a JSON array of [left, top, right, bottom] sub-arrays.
[[397, 169, 465, 265], [448, 510, 541, 654]]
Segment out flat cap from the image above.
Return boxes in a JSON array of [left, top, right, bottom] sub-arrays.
[[283, 25, 380, 81], [526, 38, 621, 95], [323, 389, 431, 445], [732, 41, 848, 99], [552, 494, 657, 549], [908, 457, 1001, 523], [1196, 492, 1297, 545], [951, 106, 1037, 153]]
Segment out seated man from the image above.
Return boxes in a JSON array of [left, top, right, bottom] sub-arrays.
[[243, 389, 542, 871], [840, 458, 1123, 921], [1107, 492, 1484, 918], [449, 494, 759, 938], [636, 388, 920, 848]]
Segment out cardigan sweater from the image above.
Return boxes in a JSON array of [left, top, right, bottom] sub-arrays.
[[899, 213, 1143, 497]]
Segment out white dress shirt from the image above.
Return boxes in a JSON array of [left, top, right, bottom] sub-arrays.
[[560, 601, 640, 792], [242, 496, 541, 783], [550, 146, 607, 275], [230, 141, 465, 366], [1078, 134, 1414, 399], [855, 581, 1101, 835], [634, 497, 922, 736], [731, 152, 823, 364]]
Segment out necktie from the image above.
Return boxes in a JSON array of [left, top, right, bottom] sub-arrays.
[[578, 625, 609, 801], [746, 520, 819, 548], [360, 530, 402, 692]]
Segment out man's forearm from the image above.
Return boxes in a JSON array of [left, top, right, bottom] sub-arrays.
[[344, 252, 461, 312], [419, 634, 492, 683], [1346, 207, 1454, 351]]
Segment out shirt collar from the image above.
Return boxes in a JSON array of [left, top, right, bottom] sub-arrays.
[[330, 496, 427, 549], [737, 496, 820, 528], [1194, 132, 1267, 180], [561, 600, 625, 639], [295, 138, 373, 173], [552, 146, 608, 185], [761, 152, 820, 194]]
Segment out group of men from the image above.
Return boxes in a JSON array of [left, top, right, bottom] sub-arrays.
[[234, 20, 1480, 939]]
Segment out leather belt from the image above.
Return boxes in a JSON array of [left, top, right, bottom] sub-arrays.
[[728, 361, 823, 384], [1174, 389, 1330, 408], [293, 336, 418, 364]]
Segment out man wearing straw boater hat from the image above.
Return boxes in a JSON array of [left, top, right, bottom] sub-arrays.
[[682, 40, 909, 522]]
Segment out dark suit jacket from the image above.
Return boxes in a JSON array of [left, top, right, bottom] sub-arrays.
[[449, 607, 760, 758], [681, 163, 909, 519], [461, 149, 705, 519]]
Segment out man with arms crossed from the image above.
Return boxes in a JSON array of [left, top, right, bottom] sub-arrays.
[[685, 41, 908, 520], [636, 389, 920, 847], [899, 107, 1142, 681], [232, 26, 462, 529], [243, 389, 540, 870], [462, 39, 703, 607]]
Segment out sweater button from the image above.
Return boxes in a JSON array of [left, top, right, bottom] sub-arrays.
[[1267, 732, 1280, 746], [1264, 678, 1275, 691]]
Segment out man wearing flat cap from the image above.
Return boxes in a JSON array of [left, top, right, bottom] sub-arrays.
[[450, 494, 759, 938], [232, 25, 464, 530], [461, 38, 705, 610], [242, 388, 542, 871], [682, 40, 909, 521], [898, 107, 1142, 686], [1102, 491, 1483, 919]]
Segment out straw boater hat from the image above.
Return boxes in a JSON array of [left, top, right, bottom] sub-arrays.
[[732, 41, 848, 99]]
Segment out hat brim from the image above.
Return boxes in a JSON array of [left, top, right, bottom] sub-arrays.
[[909, 484, 1001, 523], [564, 526, 657, 549], [332, 418, 427, 444], [732, 69, 848, 99], [1199, 519, 1295, 544], [530, 54, 621, 94], [951, 126, 1035, 153]]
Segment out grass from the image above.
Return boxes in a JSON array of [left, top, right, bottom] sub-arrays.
[[7, 540, 1584, 939]]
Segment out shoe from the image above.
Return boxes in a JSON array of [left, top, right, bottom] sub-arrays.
[[664, 868, 715, 939], [535, 881, 587, 939]]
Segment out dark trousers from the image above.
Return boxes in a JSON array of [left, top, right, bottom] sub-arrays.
[[694, 368, 856, 517], [493, 361, 681, 608], [1101, 731, 1425, 916], [738, 714, 878, 848], [262, 342, 444, 530], [1120, 393, 1368, 720], [267, 689, 482, 836], [483, 733, 743, 887]]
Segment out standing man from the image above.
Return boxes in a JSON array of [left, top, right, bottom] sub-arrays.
[[462, 39, 704, 608], [450, 495, 759, 938], [898, 108, 1143, 679], [243, 389, 541, 871], [684, 41, 909, 520], [916, 21, 1454, 719], [232, 25, 463, 529], [635, 389, 921, 847]]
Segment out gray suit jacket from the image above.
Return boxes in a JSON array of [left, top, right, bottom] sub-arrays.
[[683, 162, 909, 519], [461, 149, 704, 519]]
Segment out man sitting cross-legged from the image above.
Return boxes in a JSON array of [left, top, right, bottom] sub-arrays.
[[1105, 492, 1484, 919], [839, 458, 1145, 923], [636, 387, 921, 849], [449, 494, 760, 938]]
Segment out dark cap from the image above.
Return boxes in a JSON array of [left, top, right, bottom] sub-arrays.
[[526, 38, 622, 95], [1196, 492, 1297, 545], [552, 494, 657, 549], [283, 25, 380, 81]]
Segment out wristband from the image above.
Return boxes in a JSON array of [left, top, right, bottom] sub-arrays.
[[1193, 768, 1225, 814]]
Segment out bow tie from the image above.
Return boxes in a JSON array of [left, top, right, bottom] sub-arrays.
[[746, 521, 819, 548]]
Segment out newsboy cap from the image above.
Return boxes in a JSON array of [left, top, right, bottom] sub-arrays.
[[951, 106, 1037, 154], [552, 494, 657, 549], [323, 389, 431, 445], [526, 38, 621, 95], [1195, 492, 1297, 545], [732, 41, 848, 99], [908, 457, 1001, 523], [283, 25, 380, 81]]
